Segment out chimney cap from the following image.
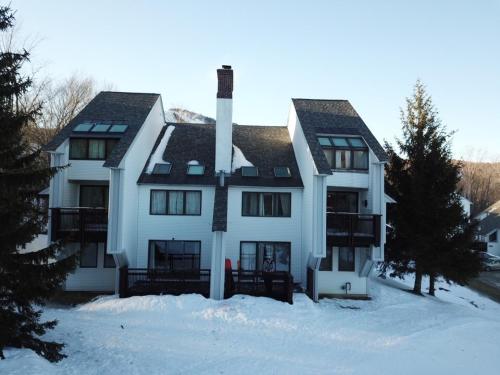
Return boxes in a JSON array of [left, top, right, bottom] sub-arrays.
[[222, 65, 232, 70]]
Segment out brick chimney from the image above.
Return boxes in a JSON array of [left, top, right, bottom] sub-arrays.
[[215, 65, 233, 175]]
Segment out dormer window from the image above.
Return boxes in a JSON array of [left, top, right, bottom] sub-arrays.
[[186, 165, 205, 176], [318, 136, 369, 171], [152, 163, 172, 175]]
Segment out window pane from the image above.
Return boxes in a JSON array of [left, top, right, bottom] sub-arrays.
[[259, 243, 275, 271], [240, 242, 257, 270], [109, 124, 128, 133], [69, 139, 87, 159], [168, 191, 184, 214], [347, 138, 365, 147], [273, 193, 291, 217], [335, 150, 351, 169], [323, 149, 334, 168], [183, 241, 200, 270], [151, 191, 167, 214], [353, 150, 368, 169], [318, 137, 332, 146], [106, 139, 119, 158], [80, 243, 98, 267], [187, 165, 205, 175], [262, 193, 273, 216], [242, 192, 259, 216], [331, 192, 358, 213], [88, 139, 106, 159], [73, 123, 93, 132], [91, 124, 111, 132], [339, 247, 355, 271], [80, 186, 107, 208], [331, 137, 349, 147], [149, 241, 167, 269], [274, 243, 290, 272], [319, 247, 333, 271], [185, 191, 201, 215]]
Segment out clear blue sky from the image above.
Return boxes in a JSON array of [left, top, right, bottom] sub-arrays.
[[11, 0, 500, 160]]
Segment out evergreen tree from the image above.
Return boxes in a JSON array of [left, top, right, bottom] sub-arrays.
[[383, 81, 481, 295], [0, 6, 75, 362]]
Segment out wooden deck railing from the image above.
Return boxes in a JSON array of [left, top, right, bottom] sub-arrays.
[[50, 207, 108, 242], [326, 212, 381, 247]]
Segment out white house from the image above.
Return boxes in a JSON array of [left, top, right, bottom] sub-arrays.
[[42, 66, 388, 302], [474, 200, 500, 256]]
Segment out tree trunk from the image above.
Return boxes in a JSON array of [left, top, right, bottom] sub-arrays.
[[413, 270, 423, 294], [429, 274, 436, 296]]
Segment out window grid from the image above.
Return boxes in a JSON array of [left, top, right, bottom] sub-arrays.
[[241, 192, 291, 217], [150, 190, 202, 216], [69, 138, 119, 160], [318, 136, 369, 171]]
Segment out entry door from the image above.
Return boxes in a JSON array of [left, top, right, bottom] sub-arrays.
[[80, 185, 109, 208], [327, 191, 358, 213]]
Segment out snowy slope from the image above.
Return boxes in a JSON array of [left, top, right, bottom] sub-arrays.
[[1, 275, 500, 375], [165, 108, 215, 124]]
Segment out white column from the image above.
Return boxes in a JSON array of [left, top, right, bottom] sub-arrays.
[[210, 231, 226, 300]]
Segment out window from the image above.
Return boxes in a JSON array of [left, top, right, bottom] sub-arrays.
[[152, 163, 172, 175], [150, 190, 201, 215], [319, 247, 333, 271], [187, 165, 205, 175], [80, 185, 108, 208], [69, 138, 119, 160], [274, 167, 292, 178], [489, 231, 498, 242], [80, 242, 98, 268], [241, 166, 259, 177], [148, 240, 201, 270], [91, 124, 111, 132], [318, 136, 369, 171], [74, 123, 93, 132], [338, 247, 355, 271], [72, 123, 128, 133], [242, 192, 291, 217], [109, 124, 128, 133], [239, 241, 291, 272], [327, 191, 358, 213]]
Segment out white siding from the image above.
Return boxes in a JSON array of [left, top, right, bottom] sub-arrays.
[[225, 186, 303, 282], [64, 242, 116, 292], [317, 247, 369, 295], [326, 171, 369, 189], [287, 104, 318, 283], [136, 185, 215, 268], [67, 160, 110, 181], [114, 98, 165, 265]]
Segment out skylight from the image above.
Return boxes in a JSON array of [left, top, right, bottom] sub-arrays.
[[187, 165, 205, 176], [317, 136, 367, 149], [91, 124, 111, 132], [274, 167, 291, 178], [73, 123, 93, 132], [152, 163, 172, 175], [72, 123, 128, 134], [109, 124, 128, 133], [241, 166, 259, 177]]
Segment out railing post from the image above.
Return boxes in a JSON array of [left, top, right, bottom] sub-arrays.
[[119, 265, 129, 298]]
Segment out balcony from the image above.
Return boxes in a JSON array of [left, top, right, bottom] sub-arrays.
[[326, 212, 381, 247], [51, 207, 108, 242]]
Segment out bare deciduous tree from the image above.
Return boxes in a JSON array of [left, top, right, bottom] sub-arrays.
[[458, 149, 500, 216]]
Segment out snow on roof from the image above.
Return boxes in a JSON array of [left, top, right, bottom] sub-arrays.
[[188, 160, 200, 165], [231, 145, 253, 173], [146, 126, 175, 174]]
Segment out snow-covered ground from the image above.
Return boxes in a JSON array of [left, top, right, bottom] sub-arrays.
[[2, 275, 500, 375]]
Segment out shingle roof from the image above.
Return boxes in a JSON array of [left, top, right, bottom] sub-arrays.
[[292, 99, 388, 174], [477, 200, 500, 235], [212, 186, 228, 232], [138, 122, 303, 188], [43, 91, 160, 168]]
